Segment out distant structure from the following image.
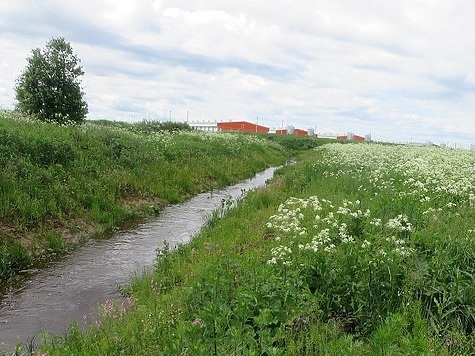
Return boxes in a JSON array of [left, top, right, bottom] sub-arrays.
[[189, 119, 371, 141], [318, 131, 371, 141], [318, 133, 340, 140], [188, 120, 269, 133], [337, 132, 365, 141], [173, 116, 475, 148], [273, 125, 309, 136], [217, 121, 269, 133], [293, 128, 308, 136], [188, 120, 220, 132]]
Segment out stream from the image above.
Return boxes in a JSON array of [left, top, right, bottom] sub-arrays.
[[0, 167, 277, 352]]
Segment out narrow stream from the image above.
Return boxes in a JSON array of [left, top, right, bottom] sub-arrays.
[[0, 167, 277, 352]]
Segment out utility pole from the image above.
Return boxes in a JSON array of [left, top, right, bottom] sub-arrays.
[[256, 115, 258, 133]]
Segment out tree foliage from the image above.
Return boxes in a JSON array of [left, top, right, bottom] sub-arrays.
[[15, 37, 88, 125], [135, 120, 193, 133]]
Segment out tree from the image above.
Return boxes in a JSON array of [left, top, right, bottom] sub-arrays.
[[15, 37, 88, 125], [135, 120, 192, 133]]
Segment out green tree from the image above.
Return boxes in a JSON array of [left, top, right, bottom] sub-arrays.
[[15, 37, 88, 125], [135, 120, 192, 133]]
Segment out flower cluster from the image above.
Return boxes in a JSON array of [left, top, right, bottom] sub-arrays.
[[317, 143, 475, 216], [265, 194, 416, 266], [191, 317, 205, 328], [99, 297, 136, 320], [265, 142, 475, 270], [268, 245, 293, 265], [386, 214, 412, 232]]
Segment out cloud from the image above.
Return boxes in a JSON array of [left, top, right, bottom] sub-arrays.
[[430, 75, 475, 96], [2, 1, 475, 146]]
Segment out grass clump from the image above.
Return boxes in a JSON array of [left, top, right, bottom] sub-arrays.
[[263, 133, 338, 154], [0, 240, 32, 279]]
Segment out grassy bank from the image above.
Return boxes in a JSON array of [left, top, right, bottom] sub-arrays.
[[37, 142, 475, 355], [0, 111, 288, 281]]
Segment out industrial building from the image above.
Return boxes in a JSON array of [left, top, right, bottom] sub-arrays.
[[217, 121, 269, 133], [275, 128, 309, 136], [189, 120, 370, 141]]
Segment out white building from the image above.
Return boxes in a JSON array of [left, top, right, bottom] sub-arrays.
[[188, 121, 220, 132], [317, 133, 340, 139]]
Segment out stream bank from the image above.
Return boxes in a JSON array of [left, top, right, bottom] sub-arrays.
[[0, 167, 277, 353]]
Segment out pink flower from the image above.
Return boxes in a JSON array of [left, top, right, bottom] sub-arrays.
[[192, 318, 205, 328]]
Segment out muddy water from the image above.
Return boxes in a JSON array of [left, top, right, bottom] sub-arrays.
[[0, 167, 277, 352]]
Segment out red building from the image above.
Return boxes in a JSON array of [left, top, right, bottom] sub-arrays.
[[294, 129, 308, 136], [337, 134, 365, 141], [275, 128, 308, 136], [217, 121, 269, 133]]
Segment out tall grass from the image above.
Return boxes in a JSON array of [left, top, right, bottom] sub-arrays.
[[0, 111, 287, 280], [37, 142, 475, 355], [263, 133, 341, 153]]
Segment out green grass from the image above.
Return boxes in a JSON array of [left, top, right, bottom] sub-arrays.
[[0, 110, 288, 281], [37, 142, 475, 355], [262, 132, 343, 154], [11, 120, 475, 354]]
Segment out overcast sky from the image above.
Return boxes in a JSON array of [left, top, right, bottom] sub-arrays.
[[1, 1, 475, 145]]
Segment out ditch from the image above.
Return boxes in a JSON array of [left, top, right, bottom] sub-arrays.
[[0, 166, 277, 352]]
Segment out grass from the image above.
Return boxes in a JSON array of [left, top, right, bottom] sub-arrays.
[[0, 110, 290, 281], [35, 142, 475, 355], [10, 118, 475, 354]]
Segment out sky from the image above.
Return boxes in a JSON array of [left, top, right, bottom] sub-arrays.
[[1, 1, 475, 146]]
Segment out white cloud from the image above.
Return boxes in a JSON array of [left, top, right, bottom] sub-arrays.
[[1, 1, 475, 145], [160, 7, 279, 63]]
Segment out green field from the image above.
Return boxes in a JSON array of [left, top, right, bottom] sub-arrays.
[[0, 110, 289, 281], [35, 142, 475, 354]]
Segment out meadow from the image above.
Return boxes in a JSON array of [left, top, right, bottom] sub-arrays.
[[37, 142, 475, 354], [0, 111, 288, 281]]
